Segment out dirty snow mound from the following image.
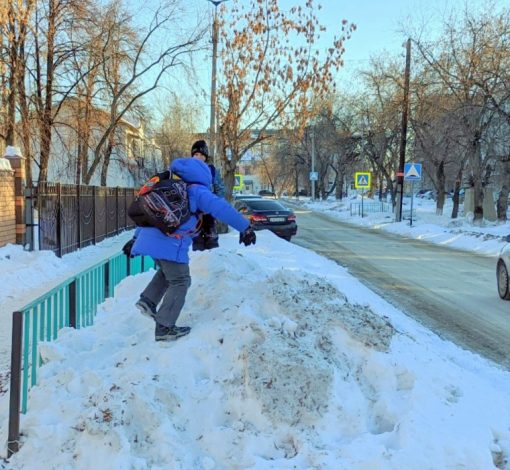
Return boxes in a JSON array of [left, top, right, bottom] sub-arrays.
[[267, 270, 396, 351], [241, 270, 397, 426]]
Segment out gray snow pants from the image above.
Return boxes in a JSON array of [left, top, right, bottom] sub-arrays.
[[141, 259, 191, 328]]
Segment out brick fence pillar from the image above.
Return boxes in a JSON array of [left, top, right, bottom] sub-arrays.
[[5, 150, 27, 246], [0, 164, 15, 247]]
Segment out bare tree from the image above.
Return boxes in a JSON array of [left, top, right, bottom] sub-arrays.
[[81, 0, 207, 185], [408, 2, 509, 223], [215, 0, 356, 199]]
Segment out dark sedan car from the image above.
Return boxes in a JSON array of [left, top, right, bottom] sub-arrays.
[[233, 194, 263, 200], [233, 198, 297, 241]]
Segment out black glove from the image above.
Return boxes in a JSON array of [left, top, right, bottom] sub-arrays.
[[122, 239, 136, 258], [192, 233, 206, 251], [239, 227, 256, 247]]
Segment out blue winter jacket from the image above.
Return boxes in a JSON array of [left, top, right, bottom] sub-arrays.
[[131, 158, 250, 263]]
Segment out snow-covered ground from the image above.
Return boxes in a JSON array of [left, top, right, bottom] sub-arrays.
[[0, 232, 134, 373], [1, 199, 510, 469]]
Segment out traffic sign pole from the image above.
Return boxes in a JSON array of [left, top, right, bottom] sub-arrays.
[[362, 188, 364, 217], [410, 180, 414, 226]]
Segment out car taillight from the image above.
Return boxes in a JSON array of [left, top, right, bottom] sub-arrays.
[[251, 215, 268, 222], [287, 215, 296, 221]]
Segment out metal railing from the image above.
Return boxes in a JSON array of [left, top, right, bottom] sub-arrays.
[[350, 202, 392, 216], [36, 183, 137, 257], [7, 253, 155, 456]]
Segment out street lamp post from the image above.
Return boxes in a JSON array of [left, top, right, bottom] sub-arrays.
[[360, 119, 370, 217], [207, 0, 228, 166]]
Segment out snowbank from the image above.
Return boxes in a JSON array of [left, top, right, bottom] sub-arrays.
[[2, 232, 510, 469]]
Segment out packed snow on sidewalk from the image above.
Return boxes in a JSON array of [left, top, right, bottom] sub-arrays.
[[1, 231, 510, 470], [0, 232, 134, 373]]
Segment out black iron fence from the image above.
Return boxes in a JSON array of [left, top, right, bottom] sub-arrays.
[[349, 202, 393, 216], [36, 183, 136, 257]]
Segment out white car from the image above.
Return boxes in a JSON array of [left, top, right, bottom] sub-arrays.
[[497, 235, 510, 299]]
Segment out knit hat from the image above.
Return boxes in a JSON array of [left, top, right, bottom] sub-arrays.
[[191, 140, 209, 159]]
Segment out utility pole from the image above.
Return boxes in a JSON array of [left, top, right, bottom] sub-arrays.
[[311, 131, 316, 202], [396, 38, 411, 222], [207, 0, 228, 166]]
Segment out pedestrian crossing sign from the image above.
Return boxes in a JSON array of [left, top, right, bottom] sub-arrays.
[[355, 172, 371, 189], [234, 174, 243, 189], [404, 163, 422, 181]]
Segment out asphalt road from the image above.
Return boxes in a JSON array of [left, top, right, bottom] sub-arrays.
[[288, 203, 510, 370]]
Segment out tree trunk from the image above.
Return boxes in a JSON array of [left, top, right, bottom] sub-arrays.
[[18, 43, 31, 186], [295, 164, 299, 199], [6, 5, 18, 147], [470, 134, 484, 224], [496, 157, 510, 221], [38, 0, 56, 183], [100, 141, 113, 186], [335, 172, 344, 200], [451, 162, 465, 219], [222, 156, 237, 202], [436, 161, 446, 215]]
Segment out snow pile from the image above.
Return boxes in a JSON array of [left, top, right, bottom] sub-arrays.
[[1, 232, 510, 469]]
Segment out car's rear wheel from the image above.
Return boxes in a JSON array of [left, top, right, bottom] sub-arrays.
[[497, 261, 510, 300]]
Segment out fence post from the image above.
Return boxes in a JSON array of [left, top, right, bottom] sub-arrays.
[[5, 153, 27, 247], [77, 185, 82, 249], [127, 255, 131, 277], [124, 188, 128, 231], [57, 183, 62, 258], [7, 311, 23, 456], [105, 187, 108, 238], [104, 260, 110, 299], [116, 187, 119, 235], [92, 186, 97, 245], [69, 280, 77, 328]]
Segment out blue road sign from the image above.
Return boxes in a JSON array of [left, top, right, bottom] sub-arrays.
[[355, 172, 371, 189], [309, 172, 319, 181], [404, 163, 422, 181], [234, 174, 243, 189]]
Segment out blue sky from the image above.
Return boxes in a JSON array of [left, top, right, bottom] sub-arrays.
[[304, 0, 466, 83]]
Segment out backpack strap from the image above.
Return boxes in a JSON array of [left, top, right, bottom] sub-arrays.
[[167, 211, 203, 239]]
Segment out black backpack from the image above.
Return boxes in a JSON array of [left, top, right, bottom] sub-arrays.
[[128, 171, 193, 236]]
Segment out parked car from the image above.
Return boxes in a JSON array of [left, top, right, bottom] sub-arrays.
[[421, 190, 437, 201], [258, 189, 276, 197], [233, 198, 297, 241], [497, 235, 510, 299], [415, 189, 432, 198]]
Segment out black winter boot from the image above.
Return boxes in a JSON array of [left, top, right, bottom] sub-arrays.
[[155, 323, 191, 341]]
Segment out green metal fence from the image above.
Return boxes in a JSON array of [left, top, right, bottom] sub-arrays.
[[7, 253, 156, 456]]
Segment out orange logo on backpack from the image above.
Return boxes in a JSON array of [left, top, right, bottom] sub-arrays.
[[139, 176, 160, 195]]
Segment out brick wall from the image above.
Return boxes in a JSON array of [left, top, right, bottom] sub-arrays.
[[0, 169, 16, 247]]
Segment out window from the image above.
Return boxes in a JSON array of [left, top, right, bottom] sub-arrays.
[[247, 200, 286, 211]]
